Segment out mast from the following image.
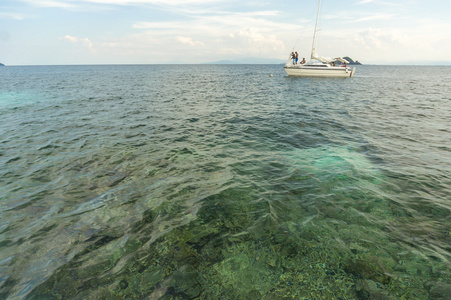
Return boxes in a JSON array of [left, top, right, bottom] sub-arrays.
[[311, 0, 321, 56]]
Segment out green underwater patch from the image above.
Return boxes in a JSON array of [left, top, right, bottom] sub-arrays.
[[23, 145, 450, 299]]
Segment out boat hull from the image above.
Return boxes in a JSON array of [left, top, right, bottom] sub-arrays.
[[284, 65, 355, 78]]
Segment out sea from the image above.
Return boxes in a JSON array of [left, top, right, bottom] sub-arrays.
[[0, 64, 450, 299]]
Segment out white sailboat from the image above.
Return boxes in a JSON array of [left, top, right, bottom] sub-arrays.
[[284, 0, 356, 78]]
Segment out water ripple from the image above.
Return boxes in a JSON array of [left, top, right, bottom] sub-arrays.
[[0, 65, 450, 299]]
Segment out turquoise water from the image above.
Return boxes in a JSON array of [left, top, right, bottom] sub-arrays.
[[0, 65, 450, 299]]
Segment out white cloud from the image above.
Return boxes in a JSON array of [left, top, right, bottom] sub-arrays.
[[60, 35, 96, 53], [21, 0, 223, 8], [20, 0, 78, 9], [349, 13, 395, 23], [0, 12, 26, 20], [127, 9, 292, 62], [132, 21, 181, 30], [65, 6, 292, 64], [175, 36, 205, 47], [356, 0, 374, 4], [93, 0, 221, 4], [354, 0, 401, 6], [9, 0, 451, 64], [346, 24, 446, 63], [142, 11, 280, 29]]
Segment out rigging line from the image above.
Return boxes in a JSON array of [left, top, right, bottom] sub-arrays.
[[312, 0, 322, 52], [313, 0, 325, 54], [284, 2, 320, 61], [290, 5, 318, 51], [285, 21, 311, 62]]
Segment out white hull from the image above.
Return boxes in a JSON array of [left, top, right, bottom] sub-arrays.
[[284, 65, 355, 78]]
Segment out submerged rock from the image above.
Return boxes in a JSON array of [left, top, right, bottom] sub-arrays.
[[430, 283, 451, 299]]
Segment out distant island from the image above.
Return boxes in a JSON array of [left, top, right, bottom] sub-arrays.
[[343, 57, 362, 65], [0, 63, 5, 67]]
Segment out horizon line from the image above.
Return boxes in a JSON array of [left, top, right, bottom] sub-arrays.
[[2, 63, 451, 67]]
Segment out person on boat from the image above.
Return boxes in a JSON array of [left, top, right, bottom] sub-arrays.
[[295, 52, 299, 64], [291, 52, 296, 64], [300, 57, 306, 64]]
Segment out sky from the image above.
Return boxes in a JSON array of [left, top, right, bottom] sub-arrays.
[[1, 0, 450, 65]]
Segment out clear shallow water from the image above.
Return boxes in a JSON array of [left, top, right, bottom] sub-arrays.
[[0, 64, 450, 299]]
